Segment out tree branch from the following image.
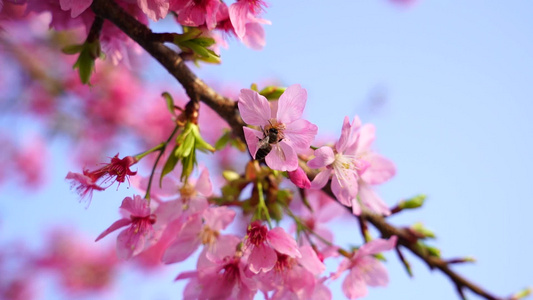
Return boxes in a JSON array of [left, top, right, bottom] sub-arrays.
[[90, 1, 508, 299]]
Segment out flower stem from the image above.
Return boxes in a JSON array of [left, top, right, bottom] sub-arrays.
[[256, 181, 272, 228], [134, 143, 165, 161]]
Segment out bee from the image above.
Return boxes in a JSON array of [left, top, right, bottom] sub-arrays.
[[256, 126, 283, 161]]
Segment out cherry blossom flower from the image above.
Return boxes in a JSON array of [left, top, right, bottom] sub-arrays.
[[162, 206, 236, 264], [229, 0, 267, 39], [332, 236, 397, 299], [177, 235, 257, 299], [243, 221, 301, 274], [308, 116, 395, 215], [239, 84, 318, 171], [66, 153, 138, 202], [137, 0, 169, 21], [95, 195, 156, 259]]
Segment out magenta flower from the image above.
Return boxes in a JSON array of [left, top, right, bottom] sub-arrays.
[[59, 0, 92, 18], [65, 171, 105, 203], [238, 84, 318, 171], [95, 195, 156, 260], [171, 0, 220, 30], [332, 236, 397, 299], [243, 221, 301, 274], [177, 235, 257, 299], [288, 166, 311, 189]]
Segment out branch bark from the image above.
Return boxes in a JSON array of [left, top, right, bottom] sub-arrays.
[[91, 1, 507, 299]]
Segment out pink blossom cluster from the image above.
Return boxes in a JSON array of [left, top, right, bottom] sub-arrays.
[[90, 165, 397, 299], [239, 85, 396, 216]]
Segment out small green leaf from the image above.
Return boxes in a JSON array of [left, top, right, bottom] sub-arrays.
[[259, 86, 286, 100], [162, 92, 175, 115], [160, 146, 179, 186], [193, 37, 216, 47], [215, 130, 231, 150], [398, 194, 426, 210]]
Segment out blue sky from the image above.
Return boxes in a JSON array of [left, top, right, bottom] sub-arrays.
[[1, 0, 532, 299]]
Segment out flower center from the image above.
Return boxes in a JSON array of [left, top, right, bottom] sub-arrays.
[[247, 222, 268, 246], [200, 225, 219, 246]]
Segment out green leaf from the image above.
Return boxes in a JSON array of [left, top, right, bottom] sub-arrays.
[[181, 40, 210, 57], [160, 146, 179, 186], [193, 37, 216, 47], [259, 86, 287, 100], [73, 49, 94, 84], [162, 92, 175, 115], [215, 130, 231, 150], [398, 194, 426, 210]]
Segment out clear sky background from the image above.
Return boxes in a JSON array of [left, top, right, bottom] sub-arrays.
[[1, 0, 532, 299]]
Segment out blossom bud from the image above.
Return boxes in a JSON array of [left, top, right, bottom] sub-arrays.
[[288, 166, 311, 189], [398, 194, 426, 210]]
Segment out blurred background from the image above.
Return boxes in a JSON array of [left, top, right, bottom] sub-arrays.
[[0, 0, 532, 299]]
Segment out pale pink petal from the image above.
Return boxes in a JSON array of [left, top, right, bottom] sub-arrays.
[[335, 116, 353, 153], [360, 153, 396, 185], [242, 21, 266, 50], [238, 89, 271, 126], [331, 174, 354, 207], [359, 257, 389, 287], [288, 166, 311, 189], [116, 226, 147, 259], [162, 215, 203, 264], [298, 245, 325, 275], [316, 201, 347, 223], [355, 124, 376, 155], [310, 169, 331, 190], [276, 84, 307, 124], [283, 119, 318, 152], [265, 141, 298, 171], [357, 236, 397, 258], [95, 218, 131, 241], [203, 206, 236, 231], [308, 146, 335, 169], [60, 0, 92, 18], [358, 183, 390, 216], [342, 270, 368, 299], [195, 168, 213, 197], [228, 1, 248, 39], [205, 234, 241, 263], [137, 0, 169, 21], [248, 244, 277, 273], [267, 227, 301, 258], [351, 199, 362, 216], [311, 281, 332, 300], [243, 126, 264, 159], [120, 195, 150, 216]]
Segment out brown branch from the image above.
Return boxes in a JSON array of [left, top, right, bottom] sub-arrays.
[[90, 1, 508, 299]]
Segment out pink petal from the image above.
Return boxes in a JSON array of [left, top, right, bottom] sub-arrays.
[[137, 0, 169, 21], [203, 206, 236, 231], [335, 116, 353, 153], [205, 234, 241, 263], [120, 195, 150, 217], [351, 200, 362, 216], [358, 256, 389, 287], [228, 1, 248, 39], [360, 153, 396, 185], [116, 226, 147, 259], [242, 21, 266, 50], [298, 245, 325, 275], [265, 141, 298, 171], [162, 214, 203, 264], [238, 89, 271, 126], [195, 168, 213, 197], [243, 126, 263, 159], [342, 270, 368, 299], [331, 173, 358, 207], [95, 218, 131, 241], [308, 146, 335, 169], [178, 5, 206, 27], [357, 236, 397, 258], [276, 84, 307, 124], [248, 244, 277, 273], [204, 0, 220, 30], [310, 169, 331, 190], [283, 119, 318, 153], [358, 183, 391, 216], [355, 124, 376, 155], [267, 227, 301, 258], [288, 166, 311, 189], [59, 0, 92, 18]]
